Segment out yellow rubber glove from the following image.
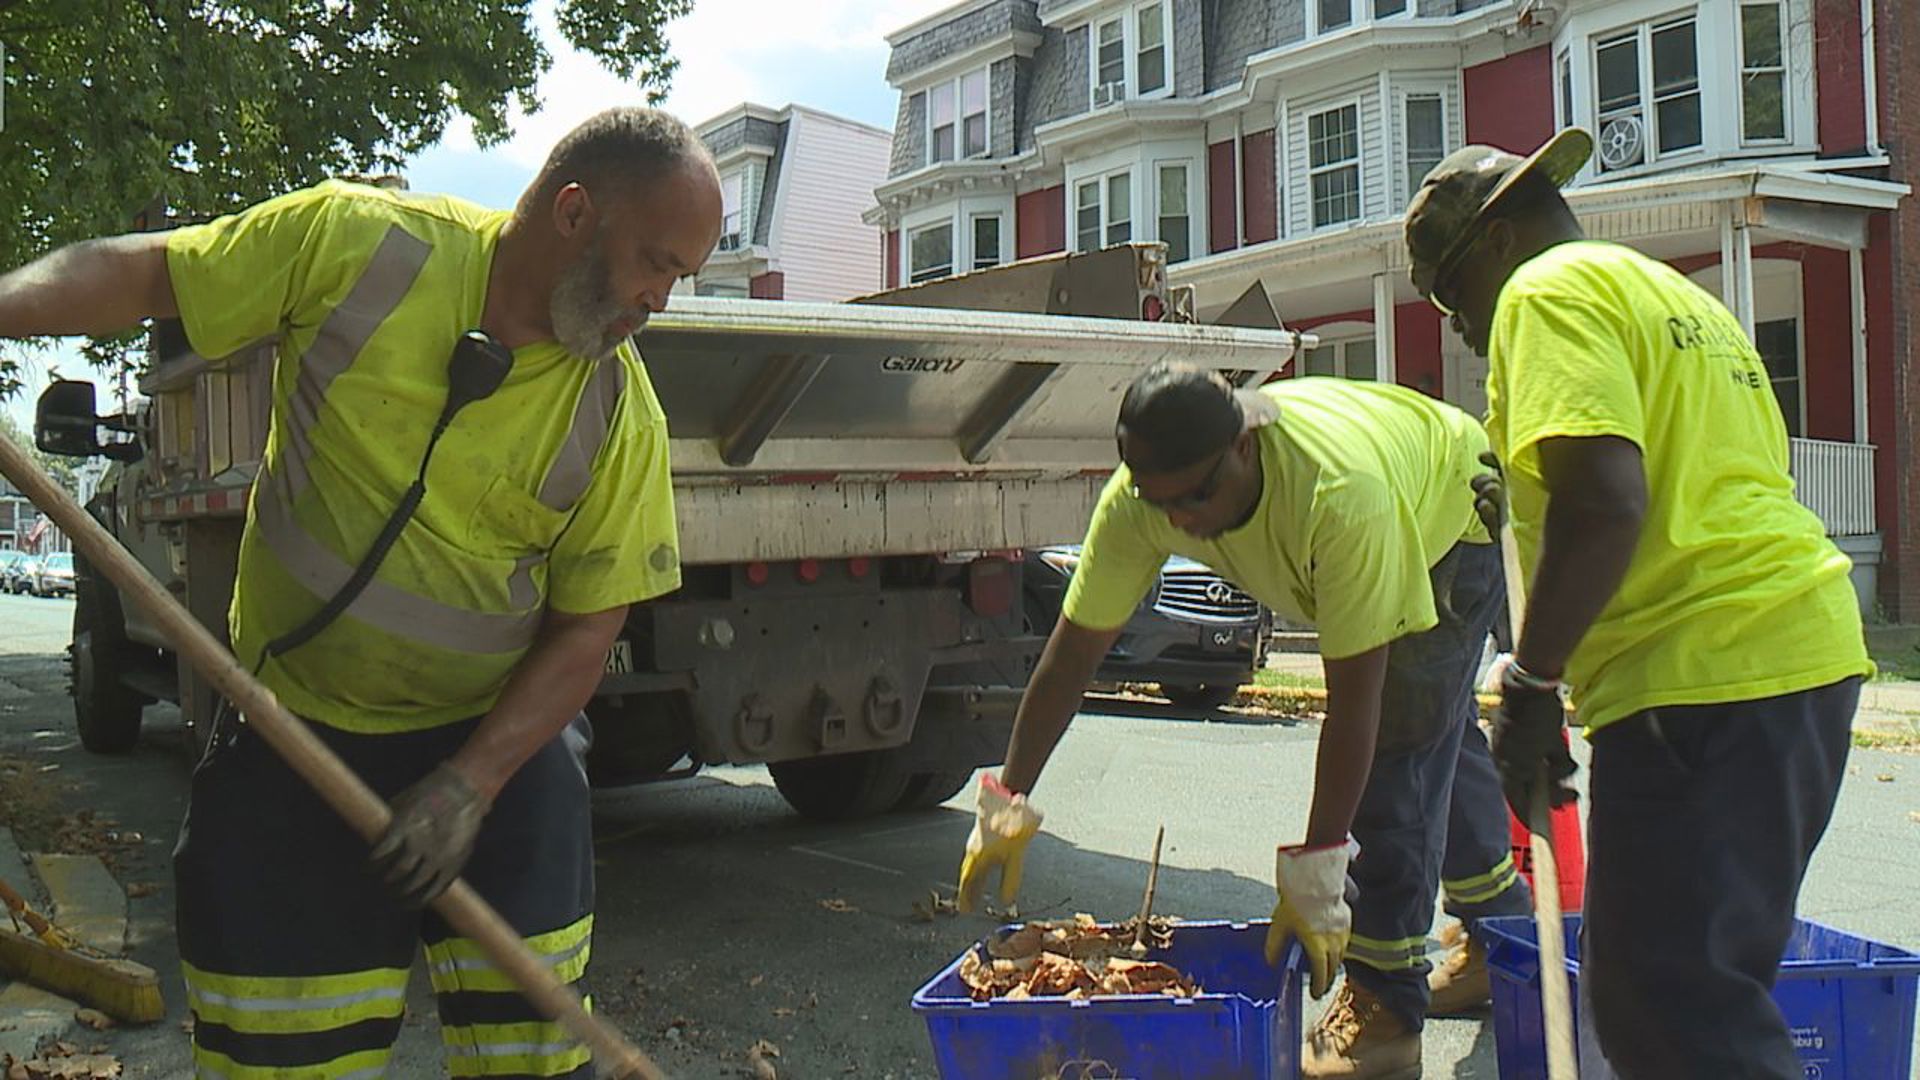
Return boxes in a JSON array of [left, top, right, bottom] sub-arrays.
[[956, 774, 1043, 913], [1265, 839, 1359, 999]]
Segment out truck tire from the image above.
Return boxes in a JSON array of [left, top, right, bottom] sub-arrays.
[[768, 750, 917, 821], [71, 577, 149, 754], [583, 692, 696, 787], [894, 767, 976, 811], [1163, 683, 1238, 711]]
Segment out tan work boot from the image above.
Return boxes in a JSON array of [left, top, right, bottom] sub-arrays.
[[1303, 980, 1422, 1079], [1426, 922, 1492, 1016]]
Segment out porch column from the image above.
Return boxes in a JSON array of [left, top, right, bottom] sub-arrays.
[[1851, 247, 1869, 443], [1373, 272, 1398, 385]]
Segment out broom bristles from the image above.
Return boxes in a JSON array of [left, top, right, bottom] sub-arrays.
[[0, 926, 164, 1024]]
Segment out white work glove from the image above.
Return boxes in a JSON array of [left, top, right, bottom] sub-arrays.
[[1266, 838, 1360, 999], [956, 774, 1043, 913]]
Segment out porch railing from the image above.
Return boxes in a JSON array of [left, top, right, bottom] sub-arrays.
[[1789, 438, 1876, 537]]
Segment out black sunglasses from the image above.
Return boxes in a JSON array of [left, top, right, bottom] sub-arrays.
[[1131, 446, 1232, 512]]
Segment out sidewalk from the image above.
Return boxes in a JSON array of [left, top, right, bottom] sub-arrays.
[[1264, 650, 1920, 741]]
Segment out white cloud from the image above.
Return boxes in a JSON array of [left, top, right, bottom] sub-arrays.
[[444, 0, 953, 167]]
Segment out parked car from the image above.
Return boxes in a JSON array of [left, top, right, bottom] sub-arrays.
[[33, 552, 76, 598], [1023, 545, 1267, 710], [0, 551, 35, 594]]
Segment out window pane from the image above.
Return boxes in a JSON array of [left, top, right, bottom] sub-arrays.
[[1138, 4, 1163, 48], [1309, 105, 1359, 168], [963, 114, 988, 157], [1139, 47, 1166, 94], [961, 70, 987, 115], [1306, 348, 1337, 376], [1098, 19, 1125, 86], [1107, 173, 1132, 245], [1742, 3, 1783, 68], [931, 125, 955, 162], [1344, 338, 1377, 381], [1596, 36, 1640, 114], [1407, 95, 1444, 156], [910, 224, 953, 283], [1743, 72, 1786, 141], [1319, 0, 1351, 31], [973, 216, 1001, 270], [1374, 0, 1406, 14], [1158, 165, 1188, 263], [1657, 92, 1702, 152], [1652, 20, 1698, 96], [1158, 165, 1188, 216], [1077, 181, 1102, 252], [1755, 318, 1800, 437], [1312, 165, 1360, 227], [930, 83, 955, 126], [1559, 52, 1574, 128]]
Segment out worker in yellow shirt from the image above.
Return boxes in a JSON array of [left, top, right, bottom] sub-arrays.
[[958, 362, 1530, 1079], [0, 107, 719, 1078], [1406, 130, 1871, 1079]]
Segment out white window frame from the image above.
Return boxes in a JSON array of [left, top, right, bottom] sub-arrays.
[[1087, 2, 1176, 107], [924, 67, 991, 165], [1401, 91, 1447, 209], [1307, 101, 1363, 230], [1591, 12, 1703, 174], [718, 171, 745, 252], [1297, 325, 1379, 381], [907, 220, 955, 283], [1556, 48, 1575, 131], [1072, 167, 1136, 253], [1154, 159, 1193, 263], [969, 212, 1005, 271], [1312, 0, 1413, 36], [1737, 0, 1790, 145]]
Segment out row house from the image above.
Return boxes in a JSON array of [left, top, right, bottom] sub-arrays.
[[868, 0, 1913, 617], [691, 103, 893, 302]]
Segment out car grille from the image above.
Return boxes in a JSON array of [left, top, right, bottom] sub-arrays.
[[1154, 569, 1259, 620]]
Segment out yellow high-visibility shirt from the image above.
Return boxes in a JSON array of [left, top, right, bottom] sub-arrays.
[[1062, 378, 1490, 659], [1486, 240, 1870, 732], [166, 181, 681, 732]]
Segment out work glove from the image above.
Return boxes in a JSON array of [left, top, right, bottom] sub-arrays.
[[956, 774, 1043, 914], [370, 762, 491, 908], [1471, 450, 1505, 535], [1265, 839, 1359, 999], [1491, 664, 1579, 824]]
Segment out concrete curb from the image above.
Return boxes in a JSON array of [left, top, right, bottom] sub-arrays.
[[0, 829, 134, 1062]]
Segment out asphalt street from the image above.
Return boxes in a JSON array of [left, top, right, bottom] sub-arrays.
[[0, 591, 1915, 1078]]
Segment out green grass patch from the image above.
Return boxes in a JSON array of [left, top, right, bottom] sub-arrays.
[[1252, 669, 1324, 691], [1853, 728, 1920, 752]]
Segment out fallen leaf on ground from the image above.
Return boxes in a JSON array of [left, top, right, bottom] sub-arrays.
[[772, 1007, 796, 1018], [818, 898, 857, 913], [73, 1009, 113, 1031], [747, 1039, 780, 1079], [1909, 811, 1920, 823], [124, 883, 158, 900], [1877, 773, 1896, 783], [748, 973, 765, 988]]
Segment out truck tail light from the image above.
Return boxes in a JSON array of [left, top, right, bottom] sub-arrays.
[[967, 557, 1015, 618]]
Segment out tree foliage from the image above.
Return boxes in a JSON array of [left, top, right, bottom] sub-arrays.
[[0, 0, 691, 379]]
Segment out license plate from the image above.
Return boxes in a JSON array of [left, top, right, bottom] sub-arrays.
[[604, 640, 634, 675]]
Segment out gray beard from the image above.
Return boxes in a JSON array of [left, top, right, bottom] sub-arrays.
[[549, 235, 645, 362]]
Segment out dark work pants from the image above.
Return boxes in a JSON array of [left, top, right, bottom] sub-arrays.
[[1583, 678, 1859, 1080], [1345, 541, 1533, 1029]]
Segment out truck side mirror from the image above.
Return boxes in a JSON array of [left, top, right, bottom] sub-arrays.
[[34, 380, 141, 462]]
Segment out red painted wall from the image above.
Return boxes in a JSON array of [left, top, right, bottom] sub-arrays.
[[1395, 302, 1446, 401], [1242, 130, 1278, 245], [1801, 246, 1855, 440], [1016, 186, 1066, 258], [1815, 0, 1869, 156], [884, 229, 899, 289], [1208, 139, 1238, 254], [1463, 46, 1554, 154], [1279, 303, 1446, 399], [749, 271, 784, 300]]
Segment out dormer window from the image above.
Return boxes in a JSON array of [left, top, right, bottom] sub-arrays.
[[927, 67, 990, 164], [1089, 2, 1173, 107], [1316, 0, 1411, 35], [1593, 14, 1701, 173], [718, 172, 744, 252]]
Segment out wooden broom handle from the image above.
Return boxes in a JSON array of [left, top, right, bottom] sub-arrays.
[[0, 433, 665, 1080]]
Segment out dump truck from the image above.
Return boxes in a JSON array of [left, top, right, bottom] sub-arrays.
[[37, 242, 1308, 819]]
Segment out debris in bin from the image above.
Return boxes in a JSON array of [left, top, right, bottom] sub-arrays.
[[958, 914, 1199, 1001]]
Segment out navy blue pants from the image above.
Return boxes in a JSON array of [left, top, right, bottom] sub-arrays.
[[1583, 678, 1858, 1079], [175, 714, 597, 1078], [1345, 541, 1532, 1028]]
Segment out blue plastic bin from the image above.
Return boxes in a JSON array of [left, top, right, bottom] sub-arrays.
[[912, 920, 1302, 1079], [1478, 914, 1920, 1080]]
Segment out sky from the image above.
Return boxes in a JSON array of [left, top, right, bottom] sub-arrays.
[[8, 0, 950, 428]]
